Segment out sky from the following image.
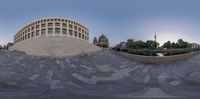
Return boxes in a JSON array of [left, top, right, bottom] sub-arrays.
[[0, 0, 200, 46]]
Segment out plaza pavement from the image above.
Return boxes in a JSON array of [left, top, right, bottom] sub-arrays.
[[0, 49, 200, 98]]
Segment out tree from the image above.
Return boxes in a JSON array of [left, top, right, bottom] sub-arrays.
[[163, 39, 191, 49], [162, 41, 171, 49], [176, 39, 189, 48], [134, 40, 147, 49], [171, 42, 176, 48], [146, 40, 154, 50], [154, 42, 160, 49], [126, 39, 134, 49], [146, 40, 159, 50]]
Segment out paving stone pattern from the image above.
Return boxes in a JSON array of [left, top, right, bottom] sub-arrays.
[[0, 49, 200, 98]]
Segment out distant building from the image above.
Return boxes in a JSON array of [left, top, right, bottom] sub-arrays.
[[98, 34, 109, 47], [114, 42, 127, 51], [0, 45, 3, 50], [191, 43, 200, 49], [0, 43, 14, 50], [93, 37, 98, 45], [93, 34, 109, 48], [6, 43, 14, 49]]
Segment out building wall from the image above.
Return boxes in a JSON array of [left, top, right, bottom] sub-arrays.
[[191, 43, 200, 49], [14, 17, 89, 44], [11, 36, 101, 57]]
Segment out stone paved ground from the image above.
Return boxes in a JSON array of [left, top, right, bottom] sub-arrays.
[[0, 49, 200, 99]]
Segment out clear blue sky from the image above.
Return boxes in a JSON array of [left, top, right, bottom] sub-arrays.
[[0, 0, 200, 46]]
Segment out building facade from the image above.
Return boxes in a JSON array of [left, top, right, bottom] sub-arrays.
[[93, 34, 109, 48], [11, 17, 102, 57], [191, 43, 200, 49], [14, 17, 89, 44]]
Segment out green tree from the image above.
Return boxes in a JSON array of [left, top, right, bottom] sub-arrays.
[[146, 40, 154, 50], [146, 40, 159, 50], [171, 42, 176, 48], [134, 40, 147, 49], [176, 39, 189, 48], [162, 41, 171, 49], [126, 39, 134, 49], [125, 39, 159, 50]]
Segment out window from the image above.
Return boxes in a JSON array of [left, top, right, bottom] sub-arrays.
[[69, 24, 73, 28], [48, 23, 53, 27], [48, 28, 53, 34], [41, 23, 46, 28], [69, 30, 73, 36], [25, 35, 27, 39], [31, 32, 34, 37], [28, 28, 30, 32], [36, 25, 40, 29], [41, 29, 46, 36], [79, 33, 81, 38], [62, 28, 67, 35], [74, 26, 77, 30], [36, 30, 40, 36], [55, 23, 60, 26], [62, 23, 67, 27], [79, 28, 81, 32], [82, 34, 84, 39], [28, 33, 30, 38], [31, 27, 34, 31], [74, 31, 77, 37], [55, 28, 60, 34]]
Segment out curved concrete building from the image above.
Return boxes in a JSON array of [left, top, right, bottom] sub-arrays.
[[12, 17, 101, 57]]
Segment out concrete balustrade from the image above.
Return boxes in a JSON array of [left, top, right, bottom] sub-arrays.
[[116, 51, 200, 64]]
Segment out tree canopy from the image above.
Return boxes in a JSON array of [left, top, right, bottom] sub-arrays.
[[162, 39, 191, 49], [126, 39, 159, 50], [125, 38, 191, 50]]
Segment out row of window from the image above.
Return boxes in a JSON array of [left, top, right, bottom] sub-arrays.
[[15, 23, 89, 39], [15, 29, 89, 43], [22, 18, 88, 33]]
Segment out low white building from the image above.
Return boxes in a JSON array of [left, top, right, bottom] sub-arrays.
[[191, 43, 200, 49]]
